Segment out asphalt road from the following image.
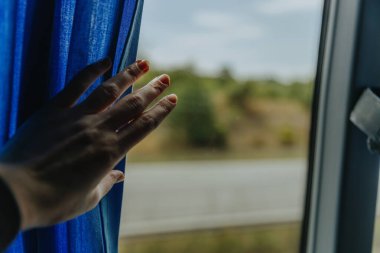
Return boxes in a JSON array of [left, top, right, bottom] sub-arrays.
[[119, 159, 307, 237]]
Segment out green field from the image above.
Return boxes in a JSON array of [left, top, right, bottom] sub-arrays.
[[129, 66, 312, 162], [119, 223, 300, 253]]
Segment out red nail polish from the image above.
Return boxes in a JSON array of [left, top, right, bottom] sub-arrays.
[[167, 94, 177, 104], [136, 60, 150, 73], [159, 74, 170, 85], [116, 174, 125, 183]]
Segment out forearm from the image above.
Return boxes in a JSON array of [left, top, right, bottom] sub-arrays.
[[0, 173, 20, 251]]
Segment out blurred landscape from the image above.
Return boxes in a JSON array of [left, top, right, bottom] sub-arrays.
[[128, 65, 312, 163], [119, 1, 321, 252], [119, 65, 312, 253]]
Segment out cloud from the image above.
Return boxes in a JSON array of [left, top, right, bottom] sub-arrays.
[[257, 0, 321, 15], [138, 1, 320, 80], [193, 11, 239, 30], [150, 10, 264, 71], [191, 10, 262, 42]]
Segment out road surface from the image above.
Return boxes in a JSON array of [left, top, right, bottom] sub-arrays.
[[120, 159, 306, 237]]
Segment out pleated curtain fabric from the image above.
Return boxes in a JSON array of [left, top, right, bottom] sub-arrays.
[[0, 0, 144, 252]]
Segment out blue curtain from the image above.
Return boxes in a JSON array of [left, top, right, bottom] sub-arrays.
[[0, 0, 144, 252]]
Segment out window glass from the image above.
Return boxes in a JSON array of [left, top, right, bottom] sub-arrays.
[[119, 1, 323, 252]]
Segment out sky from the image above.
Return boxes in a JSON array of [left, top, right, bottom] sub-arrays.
[[137, 0, 323, 81]]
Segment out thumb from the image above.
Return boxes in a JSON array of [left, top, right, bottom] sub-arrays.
[[88, 170, 125, 209]]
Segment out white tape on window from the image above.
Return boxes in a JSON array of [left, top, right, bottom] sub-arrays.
[[350, 89, 380, 152], [350, 89, 380, 139]]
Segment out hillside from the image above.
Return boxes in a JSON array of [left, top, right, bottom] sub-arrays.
[[128, 66, 313, 162]]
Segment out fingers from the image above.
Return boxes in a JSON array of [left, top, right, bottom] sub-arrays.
[[52, 58, 112, 107], [86, 170, 125, 210], [76, 60, 150, 114], [117, 94, 177, 153], [100, 74, 171, 130]]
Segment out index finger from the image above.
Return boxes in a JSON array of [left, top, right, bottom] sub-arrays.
[[75, 60, 150, 114]]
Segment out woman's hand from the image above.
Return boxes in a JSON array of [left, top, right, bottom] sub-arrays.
[[0, 59, 177, 231]]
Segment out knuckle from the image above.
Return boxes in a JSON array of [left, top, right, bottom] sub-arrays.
[[81, 129, 101, 143], [115, 71, 129, 84], [151, 80, 168, 94], [74, 119, 90, 131], [96, 133, 114, 147], [99, 83, 119, 101], [127, 94, 145, 111], [99, 132, 118, 146], [158, 100, 173, 114], [125, 65, 140, 78], [97, 146, 117, 164], [140, 115, 159, 131]]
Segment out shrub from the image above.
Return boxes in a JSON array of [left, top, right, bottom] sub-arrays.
[[169, 80, 227, 149], [278, 126, 297, 147]]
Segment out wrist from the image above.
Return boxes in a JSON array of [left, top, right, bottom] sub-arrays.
[[0, 166, 36, 230], [0, 171, 20, 250]]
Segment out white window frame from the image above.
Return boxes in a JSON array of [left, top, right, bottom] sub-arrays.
[[301, 0, 380, 252]]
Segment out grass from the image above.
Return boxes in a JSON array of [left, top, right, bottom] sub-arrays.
[[119, 223, 300, 253], [372, 219, 380, 252], [127, 147, 307, 163]]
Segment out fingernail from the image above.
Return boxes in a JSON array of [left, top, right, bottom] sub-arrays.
[[116, 173, 125, 183], [136, 59, 150, 73], [158, 74, 170, 85], [167, 94, 178, 104]]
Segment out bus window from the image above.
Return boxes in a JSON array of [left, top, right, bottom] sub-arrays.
[[119, 1, 323, 252]]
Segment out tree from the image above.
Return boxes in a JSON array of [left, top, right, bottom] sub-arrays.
[[169, 79, 226, 148]]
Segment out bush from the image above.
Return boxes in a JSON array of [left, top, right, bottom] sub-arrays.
[[228, 81, 255, 111], [288, 82, 313, 108], [169, 80, 227, 149], [278, 126, 297, 147]]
